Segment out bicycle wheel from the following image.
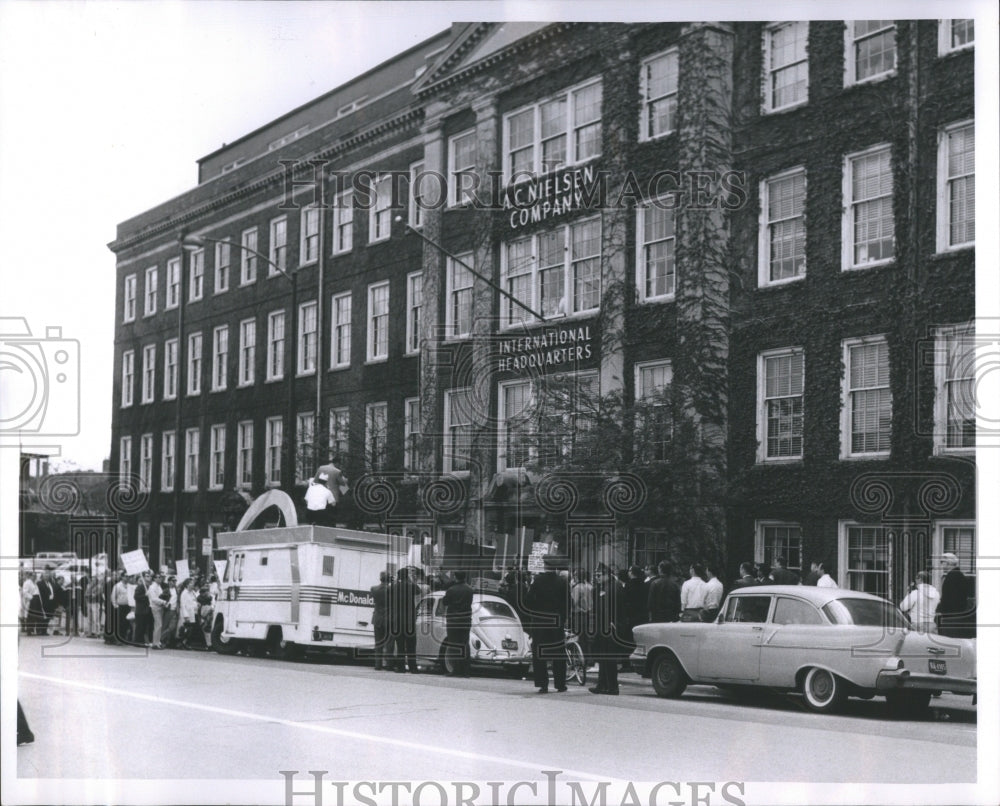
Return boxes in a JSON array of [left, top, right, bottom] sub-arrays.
[[566, 639, 587, 686]]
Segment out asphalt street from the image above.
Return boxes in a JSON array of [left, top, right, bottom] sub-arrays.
[[13, 634, 978, 801]]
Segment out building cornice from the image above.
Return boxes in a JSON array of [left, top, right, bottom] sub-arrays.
[[108, 107, 424, 255]]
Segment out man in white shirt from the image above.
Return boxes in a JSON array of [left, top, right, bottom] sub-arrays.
[[899, 571, 939, 632], [304, 477, 336, 525], [701, 564, 724, 622], [816, 563, 838, 589]]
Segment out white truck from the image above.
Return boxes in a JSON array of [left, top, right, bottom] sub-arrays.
[[211, 524, 410, 659]]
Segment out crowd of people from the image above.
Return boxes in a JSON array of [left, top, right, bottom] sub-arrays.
[[19, 565, 220, 648]]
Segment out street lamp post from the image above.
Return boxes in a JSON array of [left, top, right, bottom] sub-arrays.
[[181, 233, 300, 513]]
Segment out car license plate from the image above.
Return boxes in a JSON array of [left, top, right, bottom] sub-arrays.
[[501, 639, 517, 650], [929, 659, 947, 675]]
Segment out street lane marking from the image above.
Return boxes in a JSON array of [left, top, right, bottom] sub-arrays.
[[20, 671, 624, 783]]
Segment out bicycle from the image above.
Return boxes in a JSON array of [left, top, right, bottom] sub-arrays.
[[564, 630, 587, 686]]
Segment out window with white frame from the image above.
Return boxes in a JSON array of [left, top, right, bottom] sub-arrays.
[[498, 373, 599, 470], [123, 274, 136, 322], [161, 431, 175, 491], [121, 350, 134, 407], [209, 424, 225, 489], [365, 402, 388, 471], [449, 129, 477, 206], [240, 228, 258, 284], [141, 344, 156, 404], [842, 335, 890, 458], [937, 121, 975, 252], [139, 433, 153, 492], [267, 310, 286, 381], [844, 145, 894, 269], [444, 389, 473, 473], [329, 407, 349, 462], [144, 266, 158, 316], [757, 347, 804, 462], [165, 258, 180, 309], [934, 323, 975, 453], [211, 325, 228, 391], [369, 175, 392, 243], [269, 217, 287, 276], [333, 190, 353, 254], [238, 318, 255, 386], [367, 282, 389, 362], [406, 272, 423, 354], [635, 360, 672, 461], [446, 255, 473, 339], [137, 523, 150, 556], [755, 522, 802, 572], [501, 217, 601, 327], [296, 412, 315, 483], [763, 22, 808, 112], [938, 19, 974, 55], [759, 168, 806, 286], [936, 522, 976, 580], [845, 21, 896, 86], [300, 206, 320, 264], [298, 301, 317, 375], [504, 78, 602, 179], [184, 427, 200, 490], [404, 397, 420, 472], [159, 524, 174, 569], [409, 161, 426, 228], [639, 49, 678, 140], [215, 241, 230, 293], [840, 523, 890, 597], [265, 416, 283, 484], [636, 201, 676, 300], [187, 332, 202, 395], [183, 523, 198, 565], [237, 420, 253, 488], [331, 292, 352, 368], [163, 338, 178, 399], [189, 249, 204, 301], [119, 436, 132, 483]]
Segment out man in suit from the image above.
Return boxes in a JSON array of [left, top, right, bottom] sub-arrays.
[[388, 568, 421, 672], [442, 570, 474, 677], [370, 571, 391, 669], [35, 569, 60, 636], [770, 555, 801, 585], [937, 553, 975, 638], [647, 561, 681, 623], [731, 562, 757, 590], [524, 554, 569, 693], [589, 567, 624, 695]]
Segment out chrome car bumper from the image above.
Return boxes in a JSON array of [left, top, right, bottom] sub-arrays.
[[875, 669, 977, 696]]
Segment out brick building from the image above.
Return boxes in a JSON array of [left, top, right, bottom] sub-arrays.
[[109, 21, 976, 601]]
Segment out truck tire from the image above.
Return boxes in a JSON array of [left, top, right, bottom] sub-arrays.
[[267, 628, 301, 661], [212, 617, 239, 655]]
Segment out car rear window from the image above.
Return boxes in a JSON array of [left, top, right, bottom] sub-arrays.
[[822, 597, 909, 628], [773, 597, 825, 625], [474, 600, 515, 619]]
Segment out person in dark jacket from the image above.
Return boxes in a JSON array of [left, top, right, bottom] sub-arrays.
[[133, 571, 153, 646], [646, 561, 681, 623], [621, 564, 647, 644], [442, 570, 474, 676], [388, 568, 421, 672], [34, 569, 60, 636], [770, 556, 800, 585], [731, 562, 757, 590], [524, 554, 569, 693], [590, 567, 624, 695], [936, 553, 975, 638], [370, 571, 391, 670]]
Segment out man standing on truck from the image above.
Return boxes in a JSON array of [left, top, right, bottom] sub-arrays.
[[304, 477, 336, 525], [388, 568, 420, 673]]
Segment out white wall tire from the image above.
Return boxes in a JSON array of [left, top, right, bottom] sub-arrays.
[[802, 667, 846, 713]]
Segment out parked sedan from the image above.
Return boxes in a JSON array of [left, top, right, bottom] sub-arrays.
[[631, 585, 976, 716], [415, 591, 532, 675]]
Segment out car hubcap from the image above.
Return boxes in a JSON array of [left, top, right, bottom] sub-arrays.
[[809, 671, 832, 703]]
